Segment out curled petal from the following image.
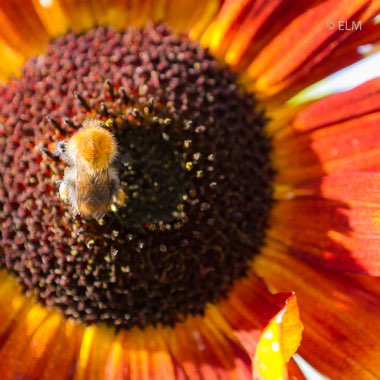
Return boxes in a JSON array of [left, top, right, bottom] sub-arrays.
[[254, 295, 302, 380], [219, 273, 303, 379], [255, 246, 380, 379]]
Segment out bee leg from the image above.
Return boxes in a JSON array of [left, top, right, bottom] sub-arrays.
[[110, 178, 126, 206], [41, 148, 61, 162], [55, 141, 67, 156], [115, 188, 126, 206], [59, 181, 69, 201], [113, 152, 132, 167], [54, 141, 72, 164]]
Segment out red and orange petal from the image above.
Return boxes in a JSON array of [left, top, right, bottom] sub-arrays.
[[272, 173, 380, 274], [254, 244, 380, 379], [0, 270, 302, 379], [273, 75, 380, 174], [269, 77, 380, 275], [247, 0, 380, 99]]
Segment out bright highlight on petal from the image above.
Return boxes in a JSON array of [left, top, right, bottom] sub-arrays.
[[31, 0, 69, 37]]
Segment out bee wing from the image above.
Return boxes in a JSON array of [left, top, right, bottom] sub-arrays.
[[76, 156, 112, 218]]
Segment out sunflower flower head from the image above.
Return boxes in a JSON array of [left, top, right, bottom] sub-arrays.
[[0, 1, 380, 379]]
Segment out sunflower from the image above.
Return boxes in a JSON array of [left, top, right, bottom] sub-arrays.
[[0, 0, 380, 379]]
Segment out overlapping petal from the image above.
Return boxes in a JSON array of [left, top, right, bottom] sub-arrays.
[[272, 77, 380, 184], [218, 273, 303, 380]]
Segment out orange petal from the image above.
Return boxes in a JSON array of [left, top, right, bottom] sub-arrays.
[[0, 1, 50, 56], [104, 333, 129, 380], [278, 113, 380, 182], [255, 246, 380, 379], [52, 0, 96, 32], [0, 303, 49, 380], [188, 0, 222, 40], [40, 321, 84, 380], [31, 0, 70, 38], [166, 320, 213, 380], [166, 309, 252, 380], [201, 0, 253, 54], [0, 272, 82, 380], [125, 327, 177, 380], [74, 324, 118, 380], [224, 0, 321, 70], [89, 0, 154, 29], [13, 311, 63, 379], [201, 0, 321, 62], [163, 0, 221, 36], [287, 358, 307, 380], [0, 271, 26, 338], [0, 40, 24, 81]]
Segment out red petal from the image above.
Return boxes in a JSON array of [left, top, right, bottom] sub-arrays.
[[255, 246, 380, 379], [273, 78, 380, 184], [247, 0, 379, 100], [271, 173, 380, 274], [294, 77, 380, 132]]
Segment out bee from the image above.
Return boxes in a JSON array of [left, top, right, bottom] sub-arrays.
[[55, 119, 126, 219]]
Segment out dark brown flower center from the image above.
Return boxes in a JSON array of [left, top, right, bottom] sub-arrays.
[[0, 23, 273, 329]]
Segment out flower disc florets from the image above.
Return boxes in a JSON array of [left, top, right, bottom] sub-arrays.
[[0, 24, 273, 329]]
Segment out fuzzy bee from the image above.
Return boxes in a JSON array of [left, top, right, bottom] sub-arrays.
[[55, 119, 125, 219]]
